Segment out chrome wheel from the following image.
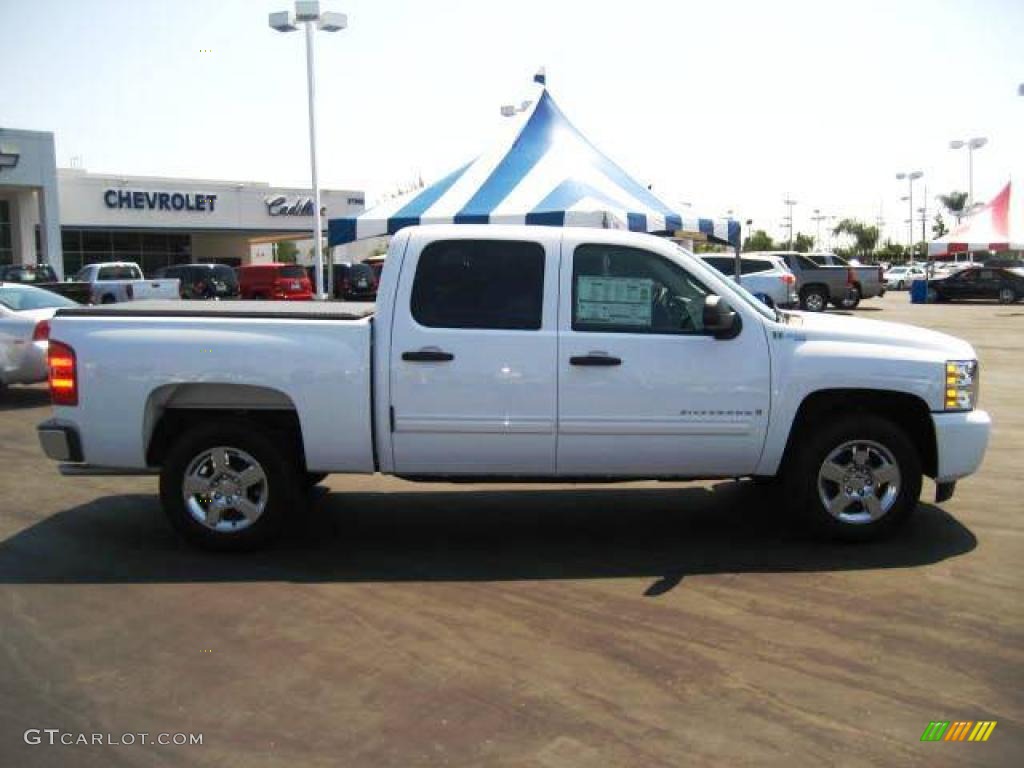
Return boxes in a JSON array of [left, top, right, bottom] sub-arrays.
[[817, 440, 901, 525], [182, 446, 268, 532], [804, 292, 826, 312]]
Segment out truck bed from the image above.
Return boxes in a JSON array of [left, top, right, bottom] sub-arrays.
[[56, 299, 376, 320]]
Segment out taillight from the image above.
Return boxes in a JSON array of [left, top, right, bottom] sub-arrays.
[[780, 273, 796, 285], [48, 340, 78, 406], [33, 319, 51, 342]]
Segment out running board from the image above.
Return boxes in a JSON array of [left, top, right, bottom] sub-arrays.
[[58, 464, 159, 477]]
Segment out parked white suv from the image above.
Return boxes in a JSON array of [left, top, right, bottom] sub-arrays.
[[700, 254, 798, 308]]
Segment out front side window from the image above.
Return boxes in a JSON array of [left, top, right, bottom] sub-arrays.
[[572, 244, 711, 334], [411, 239, 544, 330]]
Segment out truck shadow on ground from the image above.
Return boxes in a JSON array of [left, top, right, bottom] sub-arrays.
[[0, 480, 977, 595]]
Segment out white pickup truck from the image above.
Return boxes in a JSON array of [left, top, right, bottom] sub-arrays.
[[37, 225, 990, 550], [73, 262, 180, 304]]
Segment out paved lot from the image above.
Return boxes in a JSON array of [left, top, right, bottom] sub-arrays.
[[1, 293, 1021, 767]]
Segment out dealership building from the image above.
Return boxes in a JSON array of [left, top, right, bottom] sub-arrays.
[[0, 128, 367, 279]]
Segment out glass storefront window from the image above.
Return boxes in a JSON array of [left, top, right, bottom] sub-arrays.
[[62, 228, 197, 278], [0, 200, 12, 266]]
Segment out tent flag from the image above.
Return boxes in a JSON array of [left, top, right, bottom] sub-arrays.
[[929, 180, 1022, 257], [328, 84, 739, 248]]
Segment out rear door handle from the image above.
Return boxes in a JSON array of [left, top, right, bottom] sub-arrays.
[[402, 349, 454, 362], [570, 354, 622, 366]]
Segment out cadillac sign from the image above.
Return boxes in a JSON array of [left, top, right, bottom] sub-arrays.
[[265, 196, 325, 217]]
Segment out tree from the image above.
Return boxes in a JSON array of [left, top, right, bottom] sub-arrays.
[[931, 212, 948, 239], [274, 240, 298, 264], [743, 230, 775, 252], [876, 239, 907, 263], [937, 191, 969, 222], [793, 232, 815, 253], [832, 218, 879, 258]]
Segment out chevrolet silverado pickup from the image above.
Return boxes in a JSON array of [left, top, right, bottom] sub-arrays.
[[73, 262, 180, 304], [37, 225, 990, 550], [754, 251, 885, 311]]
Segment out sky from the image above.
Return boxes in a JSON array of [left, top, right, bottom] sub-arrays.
[[2, 0, 1022, 246]]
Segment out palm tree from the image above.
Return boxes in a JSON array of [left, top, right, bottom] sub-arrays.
[[832, 219, 879, 259], [937, 191, 970, 223]]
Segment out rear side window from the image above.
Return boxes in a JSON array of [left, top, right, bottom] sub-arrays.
[[411, 239, 544, 330], [278, 266, 307, 279]]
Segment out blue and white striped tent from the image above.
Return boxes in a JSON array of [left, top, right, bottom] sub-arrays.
[[328, 81, 739, 247]]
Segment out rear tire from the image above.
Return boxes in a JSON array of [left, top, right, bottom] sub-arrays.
[[800, 286, 828, 312], [835, 286, 861, 310], [998, 287, 1016, 304], [784, 414, 921, 541], [159, 420, 305, 550]]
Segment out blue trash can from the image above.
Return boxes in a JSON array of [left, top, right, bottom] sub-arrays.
[[910, 279, 928, 304]]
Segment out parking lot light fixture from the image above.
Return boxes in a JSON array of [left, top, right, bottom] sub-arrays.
[[269, 1, 348, 301], [783, 198, 797, 249], [949, 137, 988, 208], [896, 171, 923, 249]]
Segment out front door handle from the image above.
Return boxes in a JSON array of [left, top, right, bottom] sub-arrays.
[[402, 349, 454, 362], [570, 354, 622, 366]]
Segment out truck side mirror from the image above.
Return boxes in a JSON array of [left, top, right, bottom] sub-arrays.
[[703, 295, 741, 340]]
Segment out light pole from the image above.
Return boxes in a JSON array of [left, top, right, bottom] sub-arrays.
[[896, 171, 923, 252], [811, 208, 827, 250], [269, 1, 347, 301], [949, 137, 987, 208], [783, 197, 797, 249]]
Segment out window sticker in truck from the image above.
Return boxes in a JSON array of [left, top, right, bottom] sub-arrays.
[[576, 276, 654, 327]]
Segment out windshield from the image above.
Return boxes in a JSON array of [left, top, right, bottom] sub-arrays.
[[674, 245, 777, 322], [98, 265, 142, 280], [206, 265, 238, 286], [0, 284, 79, 311], [0, 265, 57, 283]]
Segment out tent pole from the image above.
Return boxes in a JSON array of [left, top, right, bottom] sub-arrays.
[[734, 224, 742, 285]]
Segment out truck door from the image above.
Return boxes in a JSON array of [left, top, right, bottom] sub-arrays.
[[389, 234, 559, 475], [556, 234, 771, 476]]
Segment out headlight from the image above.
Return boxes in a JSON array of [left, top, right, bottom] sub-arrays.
[[945, 360, 979, 411]]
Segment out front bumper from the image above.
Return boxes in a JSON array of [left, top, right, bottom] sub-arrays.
[[932, 409, 991, 483], [37, 419, 84, 463]]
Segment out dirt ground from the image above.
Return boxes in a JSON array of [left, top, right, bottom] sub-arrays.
[[0, 292, 1021, 767]]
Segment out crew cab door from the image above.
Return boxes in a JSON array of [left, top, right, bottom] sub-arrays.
[[556, 234, 771, 476], [388, 234, 559, 475]]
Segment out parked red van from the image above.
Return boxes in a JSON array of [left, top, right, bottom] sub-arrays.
[[237, 264, 313, 301]]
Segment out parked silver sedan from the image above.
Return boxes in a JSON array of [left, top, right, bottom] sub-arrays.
[[0, 282, 79, 389]]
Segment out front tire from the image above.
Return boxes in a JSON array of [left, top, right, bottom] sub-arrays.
[[159, 421, 305, 550], [998, 287, 1016, 304], [800, 286, 828, 312], [784, 415, 921, 541]]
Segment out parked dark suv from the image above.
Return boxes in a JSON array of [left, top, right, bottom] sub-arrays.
[[154, 264, 240, 299], [307, 261, 378, 300]]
